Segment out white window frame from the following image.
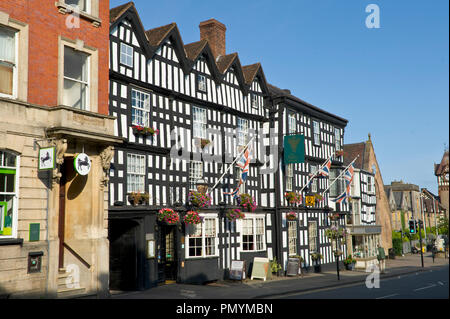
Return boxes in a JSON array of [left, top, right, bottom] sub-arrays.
[[288, 113, 297, 135], [189, 161, 203, 191], [120, 42, 133, 68], [192, 106, 207, 139], [0, 26, 18, 99], [131, 89, 150, 127], [63, 46, 90, 110], [185, 214, 219, 258], [240, 215, 266, 252], [126, 153, 146, 193], [310, 165, 318, 193], [367, 176, 374, 194], [65, 0, 91, 14], [308, 221, 318, 252], [286, 164, 294, 192], [237, 117, 249, 147], [313, 121, 321, 146], [0, 151, 19, 239], [197, 74, 207, 93], [352, 200, 361, 225], [335, 128, 341, 151], [251, 93, 258, 108], [288, 220, 298, 256]]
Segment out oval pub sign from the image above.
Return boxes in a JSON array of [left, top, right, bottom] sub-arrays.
[[74, 153, 91, 176]]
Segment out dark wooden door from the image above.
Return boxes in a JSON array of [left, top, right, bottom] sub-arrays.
[[157, 226, 177, 282], [109, 220, 138, 291]]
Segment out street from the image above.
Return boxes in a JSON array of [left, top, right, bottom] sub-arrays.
[[275, 265, 449, 299]]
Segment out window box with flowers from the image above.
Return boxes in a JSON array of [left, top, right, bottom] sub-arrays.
[[128, 192, 149, 206], [132, 125, 160, 137], [237, 193, 257, 212], [188, 191, 212, 209], [157, 208, 180, 225], [286, 211, 297, 221], [226, 208, 245, 222], [285, 192, 302, 206], [183, 211, 203, 225]]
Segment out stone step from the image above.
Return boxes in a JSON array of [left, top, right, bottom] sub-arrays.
[[57, 287, 86, 299]]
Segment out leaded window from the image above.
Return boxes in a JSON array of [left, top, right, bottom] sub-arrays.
[[127, 154, 145, 193], [120, 43, 133, 67], [313, 121, 320, 146], [288, 220, 298, 256], [189, 161, 203, 191], [237, 118, 249, 147], [131, 89, 150, 127], [193, 106, 207, 139], [308, 221, 318, 252]]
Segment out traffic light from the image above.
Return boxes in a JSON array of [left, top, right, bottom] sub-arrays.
[[409, 220, 416, 234]]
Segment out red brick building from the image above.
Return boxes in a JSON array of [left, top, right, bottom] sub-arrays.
[[1, 0, 120, 298]]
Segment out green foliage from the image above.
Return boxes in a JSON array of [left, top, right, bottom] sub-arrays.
[[401, 211, 406, 230], [392, 237, 403, 256], [438, 216, 449, 235], [270, 257, 282, 273], [343, 255, 356, 265]]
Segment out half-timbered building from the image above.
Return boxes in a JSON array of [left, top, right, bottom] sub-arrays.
[[267, 85, 349, 272], [108, 3, 275, 289]]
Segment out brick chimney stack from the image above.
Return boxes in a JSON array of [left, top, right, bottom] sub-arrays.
[[199, 19, 226, 59]]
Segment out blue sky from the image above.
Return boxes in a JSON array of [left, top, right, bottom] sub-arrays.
[[111, 0, 449, 194]]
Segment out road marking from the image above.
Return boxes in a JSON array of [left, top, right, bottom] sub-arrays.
[[437, 281, 444, 286], [376, 293, 399, 299], [413, 284, 437, 292]]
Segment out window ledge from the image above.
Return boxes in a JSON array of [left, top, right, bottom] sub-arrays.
[[56, 2, 102, 27], [0, 238, 24, 246]]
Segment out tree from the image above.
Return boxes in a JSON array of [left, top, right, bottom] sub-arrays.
[[437, 216, 449, 236]]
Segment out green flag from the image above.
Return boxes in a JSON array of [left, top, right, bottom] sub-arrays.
[[284, 135, 305, 164]]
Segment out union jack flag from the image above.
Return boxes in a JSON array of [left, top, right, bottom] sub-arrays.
[[318, 158, 332, 177], [224, 145, 252, 200], [332, 189, 348, 205], [344, 164, 355, 182]]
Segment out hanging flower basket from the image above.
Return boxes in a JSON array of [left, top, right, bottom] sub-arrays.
[[314, 194, 324, 202], [183, 211, 203, 225], [285, 192, 302, 205], [226, 208, 245, 222], [188, 191, 212, 208], [287, 211, 297, 221], [132, 125, 160, 137], [237, 193, 257, 212], [157, 208, 180, 225], [335, 150, 344, 157], [325, 225, 347, 240]]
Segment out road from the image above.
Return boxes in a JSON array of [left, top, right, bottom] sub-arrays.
[[271, 265, 449, 299]]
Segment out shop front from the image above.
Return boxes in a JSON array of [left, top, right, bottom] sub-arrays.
[[347, 225, 382, 270]]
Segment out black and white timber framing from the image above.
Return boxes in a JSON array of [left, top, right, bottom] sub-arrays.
[[268, 85, 349, 271], [108, 3, 275, 288]]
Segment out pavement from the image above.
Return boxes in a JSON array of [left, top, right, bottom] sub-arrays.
[[86, 252, 449, 299]]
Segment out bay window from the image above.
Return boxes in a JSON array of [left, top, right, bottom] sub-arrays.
[[241, 216, 265, 252], [186, 216, 218, 258], [0, 151, 18, 237]]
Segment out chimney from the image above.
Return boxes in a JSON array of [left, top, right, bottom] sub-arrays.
[[199, 19, 226, 59]]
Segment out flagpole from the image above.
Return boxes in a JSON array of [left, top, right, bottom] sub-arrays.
[[299, 154, 334, 194], [210, 135, 256, 192], [322, 155, 359, 195]]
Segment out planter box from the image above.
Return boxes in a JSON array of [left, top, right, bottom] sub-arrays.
[[345, 263, 355, 271]]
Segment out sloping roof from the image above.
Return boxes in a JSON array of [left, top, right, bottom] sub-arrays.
[[145, 23, 177, 47], [343, 143, 366, 169], [110, 2, 134, 23], [216, 53, 238, 73], [435, 151, 449, 175], [268, 84, 348, 125], [242, 63, 261, 85], [184, 40, 208, 61]]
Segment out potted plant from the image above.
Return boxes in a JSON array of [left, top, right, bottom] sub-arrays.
[[237, 193, 257, 212], [188, 191, 212, 208], [311, 252, 323, 273], [183, 211, 203, 225], [226, 208, 245, 222], [325, 225, 347, 241], [285, 192, 302, 205], [270, 257, 283, 276], [157, 208, 180, 225], [343, 255, 357, 270], [286, 211, 297, 221], [128, 192, 149, 206]]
